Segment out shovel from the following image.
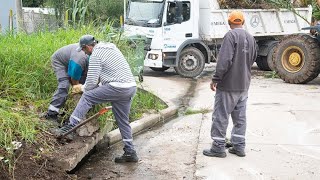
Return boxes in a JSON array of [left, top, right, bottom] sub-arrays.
[[57, 106, 112, 140]]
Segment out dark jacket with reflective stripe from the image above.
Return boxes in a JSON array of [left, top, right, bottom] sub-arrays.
[[212, 28, 258, 91]]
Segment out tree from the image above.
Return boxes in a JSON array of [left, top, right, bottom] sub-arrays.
[[22, 0, 45, 7]]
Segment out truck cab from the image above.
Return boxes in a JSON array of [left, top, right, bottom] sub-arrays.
[[124, 0, 209, 77]]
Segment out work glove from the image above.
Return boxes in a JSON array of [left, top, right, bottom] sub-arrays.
[[72, 84, 83, 94]]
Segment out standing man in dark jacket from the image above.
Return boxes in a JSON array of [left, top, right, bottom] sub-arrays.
[[203, 10, 258, 158], [44, 44, 89, 121]]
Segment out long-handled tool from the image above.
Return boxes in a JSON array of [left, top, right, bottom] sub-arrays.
[[57, 106, 112, 139]]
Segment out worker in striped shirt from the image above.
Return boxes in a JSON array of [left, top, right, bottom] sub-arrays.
[[56, 35, 138, 163]]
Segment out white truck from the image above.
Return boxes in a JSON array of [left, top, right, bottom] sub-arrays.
[[124, 0, 313, 79]]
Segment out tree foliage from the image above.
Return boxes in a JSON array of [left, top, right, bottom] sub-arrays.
[[22, 0, 45, 7]]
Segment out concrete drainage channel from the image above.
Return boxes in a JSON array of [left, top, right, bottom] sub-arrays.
[[57, 77, 200, 173], [178, 79, 198, 116], [56, 104, 179, 172]]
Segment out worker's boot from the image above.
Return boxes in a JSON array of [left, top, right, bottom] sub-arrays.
[[44, 110, 59, 121], [228, 147, 246, 157], [41, 110, 60, 127], [115, 150, 139, 163], [203, 149, 227, 158], [51, 123, 76, 141]]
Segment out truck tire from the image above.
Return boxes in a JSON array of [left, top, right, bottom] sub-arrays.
[[273, 34, 320, 84], [256, 45, 277, 71], [174, 47, 205, 78], [150, 66, 170, 72], [256, 56, 271, 71]]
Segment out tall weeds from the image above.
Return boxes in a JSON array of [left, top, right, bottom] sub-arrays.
[[0, 24, 165, 174]]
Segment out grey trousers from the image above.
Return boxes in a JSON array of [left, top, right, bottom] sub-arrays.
[[211, 89, 248, 152], [69, 83, 137, 152], [49, 66, 86, 114], [48, 69, 70, 113]]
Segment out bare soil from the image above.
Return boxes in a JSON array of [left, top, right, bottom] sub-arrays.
[[0, 132, 72, 180]]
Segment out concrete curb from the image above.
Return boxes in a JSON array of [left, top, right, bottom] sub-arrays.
[[61, 103, 178, 172], [104, 103, 178, 146]]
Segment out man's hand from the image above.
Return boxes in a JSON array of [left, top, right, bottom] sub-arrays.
[[72, 84, 83, 94], [210, 81, 217, 91]]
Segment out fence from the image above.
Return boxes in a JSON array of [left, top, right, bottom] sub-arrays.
[[22, 8, 58, 34]]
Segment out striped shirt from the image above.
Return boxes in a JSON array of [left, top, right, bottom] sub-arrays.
[[83, 42, 136, 91]]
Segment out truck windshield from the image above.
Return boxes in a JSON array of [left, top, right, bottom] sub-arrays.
[[126, 0, 164, 27]]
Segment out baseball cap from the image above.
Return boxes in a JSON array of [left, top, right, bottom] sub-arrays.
[[76, 35, 97, 52], [228, 11, 245, 25]]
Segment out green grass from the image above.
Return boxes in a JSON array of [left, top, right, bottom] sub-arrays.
[[0, 24, 166, 174], [264, 71, 279, 79], [184, 108, 211, 115]]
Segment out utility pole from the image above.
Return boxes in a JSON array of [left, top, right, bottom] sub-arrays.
[[15, 0, 24, 32]]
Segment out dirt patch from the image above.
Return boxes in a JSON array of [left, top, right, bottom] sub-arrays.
[[0, 127, 107, 179], [0, 132, 73, 180]]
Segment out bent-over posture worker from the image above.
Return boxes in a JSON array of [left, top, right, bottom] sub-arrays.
[[56, 35, 138, 163], [44, 44, 88, 121], [203, 10, 258, 158]]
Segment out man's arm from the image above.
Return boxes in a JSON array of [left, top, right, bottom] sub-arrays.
[[212, 33, 235, 83]]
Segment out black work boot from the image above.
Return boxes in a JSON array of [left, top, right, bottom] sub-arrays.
[[44, 110, 59, 121], [51, 123, 76, 141], [203, 149, 227, 158], [41, 110, 59, 127], [228, 147, 246, 157], [115, 151, 139, 163]]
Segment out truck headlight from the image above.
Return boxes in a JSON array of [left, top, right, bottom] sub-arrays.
[[148, 53, 159, 60]]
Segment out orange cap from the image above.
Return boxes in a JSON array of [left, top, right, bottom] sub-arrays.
[[228, 11, 245, 25]]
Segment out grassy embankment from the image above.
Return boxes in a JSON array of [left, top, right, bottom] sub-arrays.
[[0, 25, 166, 172]]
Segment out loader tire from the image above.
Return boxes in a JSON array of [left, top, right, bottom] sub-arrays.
[[273, 34, 320, 84], [256, 56, 271, 71], [256, 44, 277, 71], [174, 47, 205, 78]]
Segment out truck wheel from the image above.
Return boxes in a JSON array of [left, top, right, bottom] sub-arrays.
[[256, 45, 277, 71], [273, 34, 320, 84], [174, 47, 205, 78], [150, 66, 170, 72], [256, 56, 271, 71]]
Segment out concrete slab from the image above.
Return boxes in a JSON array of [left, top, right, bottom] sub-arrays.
[[197, 111, 320, 180], [140, 75, 193, 105], [76, 114, 203, 179], [195, 76, 320, 180]]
